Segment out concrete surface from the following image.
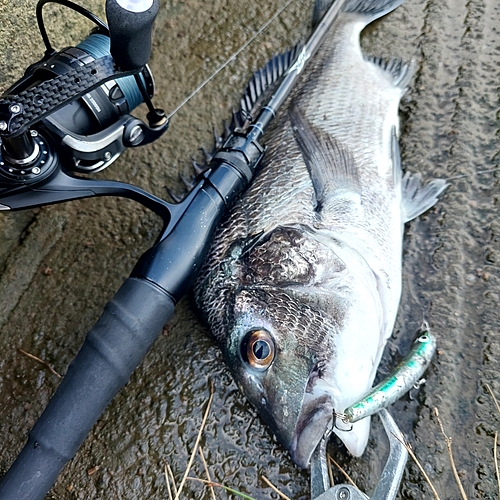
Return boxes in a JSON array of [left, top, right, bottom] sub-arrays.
[[0, 0, 499, 498]]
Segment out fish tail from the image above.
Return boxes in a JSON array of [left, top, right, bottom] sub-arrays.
[[343, 0, 407, 20], [313, 0, 407, 26]]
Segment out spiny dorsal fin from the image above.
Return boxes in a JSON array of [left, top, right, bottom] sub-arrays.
[[364, 55, 415, 89], [312, 0, 334, 27], [314, 0, 407, 25], [289, 101, 360, 212], [239, 43, 302, 124], [168, 46, 303, 202]]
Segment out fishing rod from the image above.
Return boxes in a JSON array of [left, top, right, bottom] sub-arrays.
[[0, 0, 413, 498], [0, 0, 348, 498]]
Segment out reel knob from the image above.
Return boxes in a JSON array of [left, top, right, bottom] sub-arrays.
[[106, 0, 160, 71]]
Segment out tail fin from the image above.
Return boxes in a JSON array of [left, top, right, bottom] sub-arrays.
[[313, 0, 406, 27], [344, 0, 407, 19]]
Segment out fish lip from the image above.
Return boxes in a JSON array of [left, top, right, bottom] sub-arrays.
[[289, 394, 334, 469]]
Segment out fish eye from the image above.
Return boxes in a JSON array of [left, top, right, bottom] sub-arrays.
[[242, 329, 275, 370]]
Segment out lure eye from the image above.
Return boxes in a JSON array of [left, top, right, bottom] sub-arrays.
[[242, 329, 275, 370]]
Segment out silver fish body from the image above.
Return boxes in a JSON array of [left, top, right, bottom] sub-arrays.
[[195, 0, 447, 470]]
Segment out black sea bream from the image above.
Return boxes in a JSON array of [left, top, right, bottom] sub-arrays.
[[194, 0, 447, 469]]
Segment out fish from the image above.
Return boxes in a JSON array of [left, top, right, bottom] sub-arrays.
[[194, 0, 447, 470]]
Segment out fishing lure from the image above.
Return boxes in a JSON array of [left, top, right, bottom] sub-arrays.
[[342, 323, 437, 424], [311, 324, 436, 498]]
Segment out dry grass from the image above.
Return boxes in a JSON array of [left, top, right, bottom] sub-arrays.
[[392, 432, 442, 500], [487, 385, 500, 416], [494, 432, 500, 500], [198, 447, 216, 500], [164, 462, 173, 500], [164, 460, 178, 499], [432, 407, 468, 500], [17, 348, 61, 378], [392, 386, 500, 500], [327, 452, 334, 487], [163, 380, 291, 500], [327, 453, 358, 488], [173, 381, 214, 500], [487, 384, 500, 499], [186, 477, 257, 499], [261, 475, 292, 500], [164, 382, 500, 498]]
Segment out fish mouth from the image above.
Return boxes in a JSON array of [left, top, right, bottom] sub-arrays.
[[289, 394, 335, 469]]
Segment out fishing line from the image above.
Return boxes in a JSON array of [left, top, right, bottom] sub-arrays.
[[444, 167, 500, 181], [166, 0, 298, 120]]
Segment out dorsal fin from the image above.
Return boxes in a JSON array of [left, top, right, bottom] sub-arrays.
[[312, 0, 334, 27], [313, 0, 408, 26], [238, 43, 302, 124], [167, 45, 303, 202]]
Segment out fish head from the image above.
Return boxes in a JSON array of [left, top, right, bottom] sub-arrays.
[[198, 226, 385, 469], [222, 287, 339, 469]]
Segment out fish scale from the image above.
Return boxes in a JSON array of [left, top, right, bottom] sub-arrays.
[[195, 0, 447, 470]]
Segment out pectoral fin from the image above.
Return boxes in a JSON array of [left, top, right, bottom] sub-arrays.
[[289, 101, 360, 213]]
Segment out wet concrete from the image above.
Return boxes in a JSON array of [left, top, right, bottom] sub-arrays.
[[0, 0, 498, 498]]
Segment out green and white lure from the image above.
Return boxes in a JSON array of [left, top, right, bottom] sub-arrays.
[[342, 323, 437, 424]]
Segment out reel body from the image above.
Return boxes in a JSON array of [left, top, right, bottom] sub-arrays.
[[0, 0, 168, 212]]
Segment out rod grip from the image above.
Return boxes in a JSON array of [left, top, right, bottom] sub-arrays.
[[0, 277, 174, 500], [106, 0, 160, 71]]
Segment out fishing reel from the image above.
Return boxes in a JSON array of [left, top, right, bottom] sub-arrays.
[[0, 0, 169, 213]]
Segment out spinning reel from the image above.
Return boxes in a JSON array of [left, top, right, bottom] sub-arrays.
[[0, 0, 169, 213]]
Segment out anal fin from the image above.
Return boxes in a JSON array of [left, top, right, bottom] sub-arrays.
[[392, 125, 447, 221], [402, 171, 448, 222]]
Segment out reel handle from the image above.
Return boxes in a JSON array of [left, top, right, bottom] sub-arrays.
[[106, 0, 160, 71]]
